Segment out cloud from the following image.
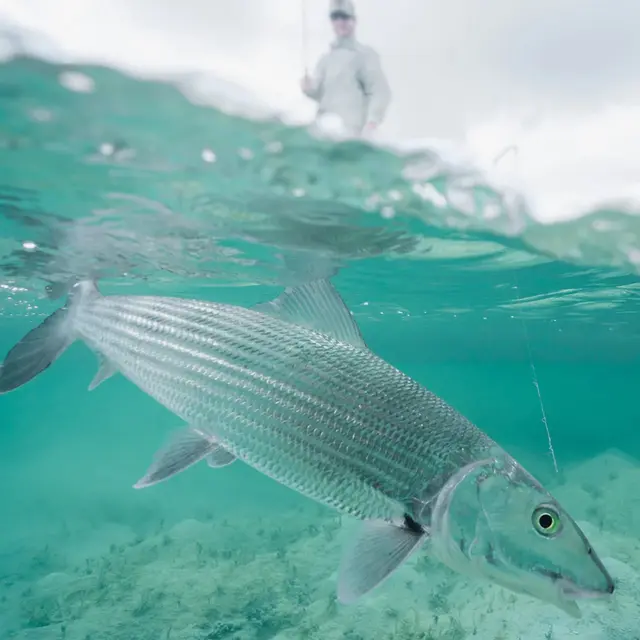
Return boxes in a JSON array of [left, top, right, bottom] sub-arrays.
[[489, 1, 640, 92], [3, 0, 639, 135], [466, 104, 640, 222]]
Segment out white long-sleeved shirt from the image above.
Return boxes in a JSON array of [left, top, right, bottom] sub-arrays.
[[303, 35, 392, 135]]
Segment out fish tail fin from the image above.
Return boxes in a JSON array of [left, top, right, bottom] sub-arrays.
[[0, 279, 99, 393]]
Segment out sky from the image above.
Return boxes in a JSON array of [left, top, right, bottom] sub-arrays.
[[1, 0, 640, 221]]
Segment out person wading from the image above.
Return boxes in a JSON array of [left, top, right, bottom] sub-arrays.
[[300, 0, 392, 137]]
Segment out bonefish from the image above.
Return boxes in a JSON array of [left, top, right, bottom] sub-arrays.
[[0, 279, 614, 615]]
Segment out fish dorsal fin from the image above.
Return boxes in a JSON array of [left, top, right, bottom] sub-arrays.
[[254, 279, 367, 349], [337, 517, 427, 604]]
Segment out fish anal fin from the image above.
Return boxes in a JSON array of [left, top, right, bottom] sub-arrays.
[[337, 517, 426, 605], [88, 357, 117, 391], [254, 279, 366, 349], [206, 447, 236, 468]]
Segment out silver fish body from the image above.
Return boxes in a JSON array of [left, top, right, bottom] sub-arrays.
[[77, 293, 493, 523], [0, 279, 614, 614]]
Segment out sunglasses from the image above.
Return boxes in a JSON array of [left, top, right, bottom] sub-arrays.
[[330, 12, 353, 20]]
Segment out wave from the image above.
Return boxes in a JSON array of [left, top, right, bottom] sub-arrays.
[[0, 26, 638, 337]]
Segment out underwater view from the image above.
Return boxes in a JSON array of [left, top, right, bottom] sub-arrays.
[[2, 3, 640, 640]]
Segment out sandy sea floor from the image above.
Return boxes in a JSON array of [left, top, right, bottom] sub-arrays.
[[1, 449, 639, 640]]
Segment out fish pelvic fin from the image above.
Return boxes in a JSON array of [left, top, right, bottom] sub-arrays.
[[254, 279, 367, 349], [0, 279, 99, 393], [337, 516, 427, 605], [133, 426, 236, 489]]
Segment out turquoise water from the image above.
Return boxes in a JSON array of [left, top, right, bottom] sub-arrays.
[[1, 56, 640, 639]]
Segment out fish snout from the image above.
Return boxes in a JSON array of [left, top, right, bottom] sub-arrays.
[[555, 548, 615, 600]]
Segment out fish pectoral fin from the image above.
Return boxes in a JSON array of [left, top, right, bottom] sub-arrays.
[[337, 518, 427, 605], [88, 357, 118, 391], [133, 427, 233, 489], [253, 279, 367, 349]]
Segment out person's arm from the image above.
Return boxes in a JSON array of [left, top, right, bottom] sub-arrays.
[[301, 55, 327, 102], [359, 48, 391, 127]]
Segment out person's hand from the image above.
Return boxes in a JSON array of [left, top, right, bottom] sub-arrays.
[[362, 121, 378, 136]]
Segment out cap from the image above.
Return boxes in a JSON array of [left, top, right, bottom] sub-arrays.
[[329, 0, 355, 19]]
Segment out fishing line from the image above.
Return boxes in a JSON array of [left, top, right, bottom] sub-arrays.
[[301, 0, 309, 74], [492, 128, 558, 474], [513, 273, 559, 474]]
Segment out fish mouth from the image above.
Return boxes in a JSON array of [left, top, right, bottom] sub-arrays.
[[538, 569, 615, 600]]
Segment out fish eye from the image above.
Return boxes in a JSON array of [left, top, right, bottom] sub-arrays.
[[532, 505, 562, 537]]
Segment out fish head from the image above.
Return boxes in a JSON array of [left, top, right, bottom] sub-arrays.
[[428, 454, 614, 617]]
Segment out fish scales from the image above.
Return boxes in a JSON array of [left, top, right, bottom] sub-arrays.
[[97, 298, 482, 468], [75, 294, 491, 519]]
